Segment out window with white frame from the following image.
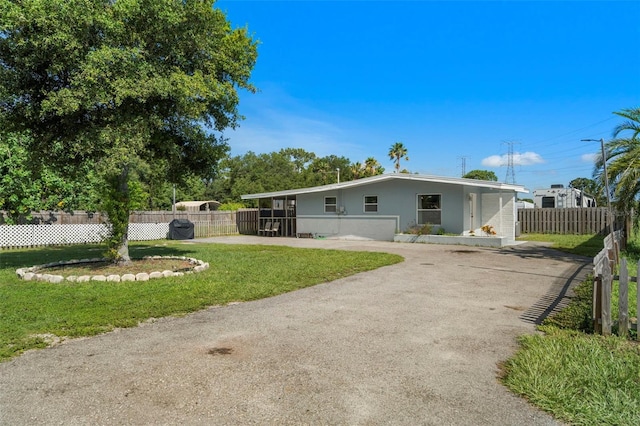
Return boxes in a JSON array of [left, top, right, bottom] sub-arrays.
[[324, 196, 337, 213], [417, 194, 441, 225], [364, 195, 378, 212]]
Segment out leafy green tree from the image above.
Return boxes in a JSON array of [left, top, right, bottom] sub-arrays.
[[209, 149, 355, 204], [309, 155, 352, 185], [0, 0, 257, 263], [218, 202, 246, 211], [388, 142, 409, 173], [569, 177, 604, 206], [463, 170, 498, 181], [0, 132, 41, 223], [212, 151, 301, 204], [595, 107, 640, 224], [281, 148, 317, 174], [0, 132, 100, 223]]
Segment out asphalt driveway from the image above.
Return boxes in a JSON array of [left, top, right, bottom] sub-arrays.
[[0, 237, 590, 425]]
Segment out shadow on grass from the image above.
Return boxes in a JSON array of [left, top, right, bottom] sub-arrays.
[[571, 233, 606, 258], [0, 242, 197, 269]]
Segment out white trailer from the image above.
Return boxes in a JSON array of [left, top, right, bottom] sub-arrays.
[[533, 185, 597, 208]]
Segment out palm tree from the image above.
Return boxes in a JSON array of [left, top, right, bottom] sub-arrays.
[[364, 157, 384, 176], [595, 107, 640, 225], [388, 142, 409, 173], [350, 162, 364, 179]]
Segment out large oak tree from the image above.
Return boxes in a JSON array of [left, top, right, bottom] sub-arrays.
[[0, 0, 257, 263], [463, 170, 498, 181]]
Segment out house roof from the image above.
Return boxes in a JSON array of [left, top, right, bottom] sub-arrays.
[[241, 173, 528, 200]]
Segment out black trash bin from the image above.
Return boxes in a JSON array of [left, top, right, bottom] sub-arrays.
[[169, 219, 194, 240]]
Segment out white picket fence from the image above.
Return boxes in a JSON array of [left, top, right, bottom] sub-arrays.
[[0, 223, 170, 249]]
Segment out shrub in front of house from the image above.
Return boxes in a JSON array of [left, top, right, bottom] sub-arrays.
[[406, 224, 433, 235]]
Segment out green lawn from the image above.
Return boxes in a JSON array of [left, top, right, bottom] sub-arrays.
[[517, 233, 605, 257], [502, 327, 640, 426], [504, 232, 640, 425], [0, 241, 403, 362]]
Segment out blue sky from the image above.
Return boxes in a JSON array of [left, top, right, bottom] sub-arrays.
[[216, 0, 640, 193]]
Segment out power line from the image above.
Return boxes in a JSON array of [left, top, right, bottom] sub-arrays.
[[524, 117, 615, 148]]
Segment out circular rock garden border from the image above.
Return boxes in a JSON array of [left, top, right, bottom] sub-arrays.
[[15, 256, 210, 283]]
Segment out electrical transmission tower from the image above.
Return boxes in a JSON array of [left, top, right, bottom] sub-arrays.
[[503, 142, 519, 184], [457, 156, 467, 177]]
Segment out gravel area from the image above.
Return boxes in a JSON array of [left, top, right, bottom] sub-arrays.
[[0, 237, 589, 425]]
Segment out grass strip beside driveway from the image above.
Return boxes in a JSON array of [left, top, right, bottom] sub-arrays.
[[504, 233, 640, 425], [0, 242, 403, 362]]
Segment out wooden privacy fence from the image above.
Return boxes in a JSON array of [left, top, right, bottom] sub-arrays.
[[592, 231, 639, 339], [518, 207, 614, 234], [130, 209, 259, 235], [130, 209, 259, 236]]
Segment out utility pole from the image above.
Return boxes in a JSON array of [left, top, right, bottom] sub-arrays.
[[582, 138, 613, 232], [172, 184, 176, 221]]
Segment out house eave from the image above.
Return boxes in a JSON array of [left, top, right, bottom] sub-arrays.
[[241, 173, 528, 200]]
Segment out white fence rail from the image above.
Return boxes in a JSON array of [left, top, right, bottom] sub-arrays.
[[0, 223, 170, 249]]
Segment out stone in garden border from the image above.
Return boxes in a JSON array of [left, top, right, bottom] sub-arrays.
[[15, 256, 209, 283]]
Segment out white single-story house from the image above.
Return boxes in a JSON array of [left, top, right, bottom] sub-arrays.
[[241, 173, 528, 243]]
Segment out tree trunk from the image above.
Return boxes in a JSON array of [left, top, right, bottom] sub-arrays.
[[115, 166, 131, 265], [116, 230, 131, 266], [105, 165, 132, 265]]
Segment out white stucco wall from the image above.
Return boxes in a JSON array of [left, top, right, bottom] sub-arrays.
[[480, 192, 515, 240], [292, 181, 518, 242], [297, 216, 398, 241]]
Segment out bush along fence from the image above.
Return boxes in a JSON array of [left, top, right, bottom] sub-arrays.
[[592, 230, 639, 339]]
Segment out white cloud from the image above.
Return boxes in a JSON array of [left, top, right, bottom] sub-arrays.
[[581, 153, 598, 163], [481, 151, 544, 167], [481, 155, 505, 167]]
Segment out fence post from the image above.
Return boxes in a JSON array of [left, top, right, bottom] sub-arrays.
[[607, 242, 616, 276], [601, 259, 612, 335], [618, 258, 629, 337], [593, 275, 603, 334]]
